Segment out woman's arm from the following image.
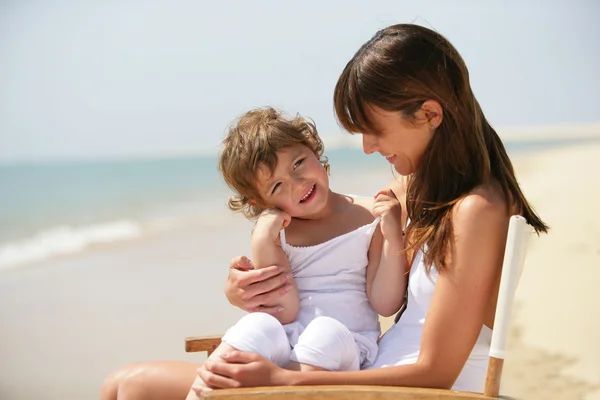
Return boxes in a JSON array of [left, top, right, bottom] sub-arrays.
[[224, 256, 294, 314], [201, 190, 509, 390]]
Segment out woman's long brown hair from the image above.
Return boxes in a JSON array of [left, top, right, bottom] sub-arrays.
[[334, 24, 548, 272]]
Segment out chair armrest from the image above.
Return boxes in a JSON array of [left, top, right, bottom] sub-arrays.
[[185, 335, 222, 355], [203, 385, 502, 399]]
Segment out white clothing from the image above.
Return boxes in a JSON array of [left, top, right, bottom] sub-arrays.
[[365, 249, 492, 393], [222, 313, 362, 371], [280, 217, 381, 367], [222, 313, 292, 367], [221, 216, 381, 370]]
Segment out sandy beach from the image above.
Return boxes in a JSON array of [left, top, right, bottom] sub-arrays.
[[1, 135, 599, 400], [502, 141, 600, 399]]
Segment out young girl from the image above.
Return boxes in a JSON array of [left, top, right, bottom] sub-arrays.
[[187, 106, 407, 398]]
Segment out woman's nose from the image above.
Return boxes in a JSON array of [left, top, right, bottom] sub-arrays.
[[362, 134, 378, 154]]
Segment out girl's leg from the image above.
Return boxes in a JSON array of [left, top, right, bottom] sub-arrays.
[[291, 316, 361, 371], [220, 312, 291, 366], [189, 312, 291, 397], [100, 360, 200, 400]]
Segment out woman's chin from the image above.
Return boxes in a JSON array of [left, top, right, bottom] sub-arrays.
[[392, 158, 418, 176], [393, 165, 412, 176]]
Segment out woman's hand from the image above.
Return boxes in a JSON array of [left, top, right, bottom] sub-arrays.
[[224, 256, 294, 314], [196, 351, 290, 390]]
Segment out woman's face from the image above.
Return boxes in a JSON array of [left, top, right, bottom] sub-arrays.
[[361, 103, 439, 175]]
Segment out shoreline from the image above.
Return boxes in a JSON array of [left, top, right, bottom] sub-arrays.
[[3, 129, 599, 274]]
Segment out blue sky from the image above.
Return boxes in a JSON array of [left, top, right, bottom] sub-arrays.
[[1, 0, 599, 163]]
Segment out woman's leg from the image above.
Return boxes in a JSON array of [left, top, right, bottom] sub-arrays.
[[100, 360, 200, 400], [102, 313, 291, 400]]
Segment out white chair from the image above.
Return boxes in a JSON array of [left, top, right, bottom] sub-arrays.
[[185, 215, 532, 399]]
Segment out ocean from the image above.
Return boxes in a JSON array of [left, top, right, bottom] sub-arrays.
[[0, 137, 594, 270]]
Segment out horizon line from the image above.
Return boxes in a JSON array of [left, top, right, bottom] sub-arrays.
[[2, 122, 599, 167]]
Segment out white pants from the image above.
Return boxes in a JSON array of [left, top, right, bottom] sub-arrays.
[[222, 312, 361, 371]]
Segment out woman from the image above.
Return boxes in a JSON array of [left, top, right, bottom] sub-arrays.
[[101, 23, 547, 399]]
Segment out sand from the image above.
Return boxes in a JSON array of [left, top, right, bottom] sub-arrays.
[[501, 142, 600, 399], [1, 138, 599, 400]]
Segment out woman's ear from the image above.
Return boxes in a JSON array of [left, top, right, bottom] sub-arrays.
[[421, 100, 443, 129]]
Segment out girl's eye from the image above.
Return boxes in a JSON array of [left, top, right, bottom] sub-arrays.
[[293, 158, 304, 169], [271, 182, 281, 195]]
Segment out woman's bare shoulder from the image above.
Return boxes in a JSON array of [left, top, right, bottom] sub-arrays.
[[454, 181, 508, 220], [451, 181, 509, 244]]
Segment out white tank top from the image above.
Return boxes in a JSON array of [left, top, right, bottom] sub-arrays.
[[280, 217, 382, 366], [366, 249, 492, 392]]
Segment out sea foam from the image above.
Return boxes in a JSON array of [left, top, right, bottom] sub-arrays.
[[0, 220, 142, 270]]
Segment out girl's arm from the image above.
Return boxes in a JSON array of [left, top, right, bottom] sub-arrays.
[[202, 189, 509, 390], [366, 183, 408, 317], [365, 227, 407, 317], [251, 210, 300, 325]]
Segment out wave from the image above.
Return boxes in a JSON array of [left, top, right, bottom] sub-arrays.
[[0, 220, 143, 270]]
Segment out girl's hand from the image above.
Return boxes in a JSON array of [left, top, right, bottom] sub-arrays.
[[373, 188, 404, 246], [196, 351, 290, 390], [224, 256, 293, 314], [253, 209, 291, 242]]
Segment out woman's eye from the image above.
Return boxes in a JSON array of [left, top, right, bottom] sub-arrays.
[[293, 159, 304, 169], [271, 182, 281, 195]]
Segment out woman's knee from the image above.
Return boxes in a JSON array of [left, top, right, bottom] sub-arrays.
[[100, 363, 146, 400], [100, 361, 198, 400], [100, 368, 120, 400]]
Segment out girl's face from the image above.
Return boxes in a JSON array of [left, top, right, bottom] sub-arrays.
[[361, 103, 439, 175], [253, 144, 329, 219]]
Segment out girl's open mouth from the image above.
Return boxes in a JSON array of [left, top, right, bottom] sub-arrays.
[[299, 184, 316, 203]]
